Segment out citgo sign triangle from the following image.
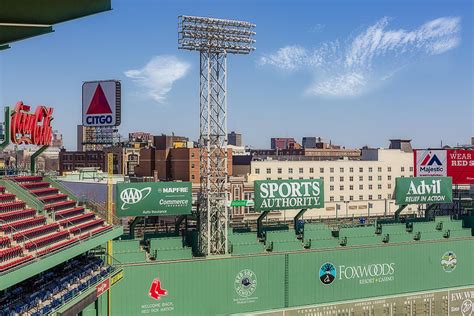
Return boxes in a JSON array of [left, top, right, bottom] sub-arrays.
[[86, 84, 112, 115], [82, 80, 120, 126]]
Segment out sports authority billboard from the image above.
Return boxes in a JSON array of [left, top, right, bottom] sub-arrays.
[[116, 182, 192, 216], [414, 149, 474, 184], [395, 176, 452, 205], [82, 80, 121, 127], [254, 179, 324, 211]]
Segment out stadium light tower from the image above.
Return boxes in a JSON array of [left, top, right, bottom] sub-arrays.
[[178, 15, 256, 256]]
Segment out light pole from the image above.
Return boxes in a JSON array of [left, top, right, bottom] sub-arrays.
[[178, 16, 256, 256]]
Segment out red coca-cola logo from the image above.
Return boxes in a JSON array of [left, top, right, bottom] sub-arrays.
[[10, 101, 54, 146]]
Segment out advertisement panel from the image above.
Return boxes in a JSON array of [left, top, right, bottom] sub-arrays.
[[395, 176, 452, 205], [82, 80, 121, 127], [254, 179, 324, 211], [414, 149, 474, 184], [10, 101, 54, 146], [116, 182, 192, 216]]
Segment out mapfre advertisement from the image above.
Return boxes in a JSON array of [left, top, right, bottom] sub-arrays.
[[414, 149, 474, 184]]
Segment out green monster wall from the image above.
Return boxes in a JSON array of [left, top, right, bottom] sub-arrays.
[[109, 239, 474, 316]]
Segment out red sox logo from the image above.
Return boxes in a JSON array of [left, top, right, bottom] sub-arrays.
[[149, 278, 167, 300]]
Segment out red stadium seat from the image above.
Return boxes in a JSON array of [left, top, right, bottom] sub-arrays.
[[0, 208, 36, 222], [0, 236, 11, 248], [70, 219, 104, 235], [25, 231, 69, 250], [0, 254, 33, 271], [78, 225, 111, 239], [0, 216, 46, 233], [39, 194, 68, 204], [30, 187, 59, 196], [36, 238, 78, 256], [11, 175, 43, 183], [0, 193, 16, 203], [54, 207, 85, 220], [59, 213, 95, 227], [20, 182, 51, 190], [44, 200, 76, 211], [0, 201, 26, 212], [13, 223, 60, 241]]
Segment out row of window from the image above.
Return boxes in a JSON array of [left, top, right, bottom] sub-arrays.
[[328, 194, 392, 202], [254, 166, 413, 174], [261, 175, 412, 181], [329, 183, 391, 190]]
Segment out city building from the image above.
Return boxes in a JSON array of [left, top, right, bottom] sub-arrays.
[[58, 149, 105, 174], [271, 137, 300, 150], [251, 148, 360, 161], [228, 131, 242, 146], [128, 132, 153, 148]]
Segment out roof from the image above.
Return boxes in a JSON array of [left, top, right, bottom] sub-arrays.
[[0, 0, 111, 50]]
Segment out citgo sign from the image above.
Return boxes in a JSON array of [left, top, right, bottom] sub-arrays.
[[254, 179, 324, 211], [395, 176, 452, 205], [82, 80, 121, 127], [116, 182, 192, 216]]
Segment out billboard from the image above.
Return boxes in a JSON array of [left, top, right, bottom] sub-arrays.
[[82, 80, 121, 127], [414, 149, 474, 184], [10, 101, 54, 146], [395, 176, 452, 205], [116, 182, 192, 216], [254, 179, 324, 211]]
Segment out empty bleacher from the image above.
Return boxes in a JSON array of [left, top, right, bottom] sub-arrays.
[[0, 175, 114, 273], [112, 239, 147, 263], [265, 230, 302, 252], [229, 232, 263, 255], [149, 237, 192, 260]]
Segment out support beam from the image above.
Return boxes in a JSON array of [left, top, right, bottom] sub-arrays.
[[293, 209, 307, 235], [129, 217, 142, 240], [394, 205, 407, 221], [257, 211, 269, 239]]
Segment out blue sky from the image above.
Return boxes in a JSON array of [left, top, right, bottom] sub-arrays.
[[0, 0, 472, 150]]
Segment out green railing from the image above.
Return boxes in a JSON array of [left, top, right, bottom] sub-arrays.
[[0, 179, 44, 212]]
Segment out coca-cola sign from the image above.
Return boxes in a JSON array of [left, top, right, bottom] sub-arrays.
[[10, 101, 54, 146]]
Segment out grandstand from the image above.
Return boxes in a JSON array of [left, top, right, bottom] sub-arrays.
[[0, 176, 123, 314]]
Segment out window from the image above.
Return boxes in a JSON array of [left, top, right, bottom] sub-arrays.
[[369, 184, 373, 190], [330, 176, 334, 182], [191, 152, 195, 158], [378, 195, 382, 200], [266, 168, 271, 174], [340, 176, 344, 182], [299, 177, 303, 180], [409, 167, 414, 172], [388, 193, 392, 199], [369, 167, 373, 172], [349, 196, 354, 201], [299, 167, 304, 174], [350, 167, 354, 173], [359, 184, 363, 190], [191, 163, 195, 168], [320, 168, 324, 173], [330, 185, 334, 191], [309, 167, 314, 173], [359, 176, 363, 181], [349, 185, 354, 190], [278, 177, 282, 180], [359, 167, 363, 172], [359, 195, 364, 200], [388, 167, 391, 172], [309, 176, 314, 179], [266, 177, 271, 180], [255, 168, 260, 174], [330, 196, 334, 202], [369, 176, 373, 181], [277, 168, 282, 174], [401, 167, 405, 172], [378, 167, 382, 172], [320, 176, 324, 181], [349, 176, 353, 182], [191, 174, 195, 180], [288, 168, 293, 174], [368, 195, 373, 200], [378, 176, 382, 181], [378, 184, 382, 189], [388, 175, 392, 180], [388, 184, 392, 189], [340, 185, 344, 190], [340, 196, 344, 201], [288, 177, 293, 180], [330, 168, 334, 173], [340, 167, 344, 173]]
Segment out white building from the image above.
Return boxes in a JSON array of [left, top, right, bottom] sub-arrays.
[[247, 147, 416, 219]]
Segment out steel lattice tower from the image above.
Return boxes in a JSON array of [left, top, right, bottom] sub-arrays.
[[178, 15, 256, 256]]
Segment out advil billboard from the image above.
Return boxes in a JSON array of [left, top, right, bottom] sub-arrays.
[[414, 149, 474, 184]]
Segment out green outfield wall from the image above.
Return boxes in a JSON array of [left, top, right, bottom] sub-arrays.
[[109, 238, 474, 316]]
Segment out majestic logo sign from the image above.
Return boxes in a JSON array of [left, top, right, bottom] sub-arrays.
[[234, 269, 257, 297], [319, 263, 336, 285], [254, 179, 324, 211], [10, 101, 54, 146], [82, 80, 121, 127], [96, 279, 110, 298], [395, 177, 452, 205], [415, 150, 446, 177], [116, 182, 192, 217], [441, 251, 457, 273], [149, 278, 168, 300], [119, 187, 152, 210]]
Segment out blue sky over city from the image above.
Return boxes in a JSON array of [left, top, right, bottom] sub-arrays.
[[0, 0, 472, 149]]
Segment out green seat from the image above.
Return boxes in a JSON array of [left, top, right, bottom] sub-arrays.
[[113, 251, 147, 264], [113, 239, 141, 253]]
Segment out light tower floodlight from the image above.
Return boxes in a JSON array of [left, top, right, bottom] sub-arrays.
[[178, 15, 256, 256]]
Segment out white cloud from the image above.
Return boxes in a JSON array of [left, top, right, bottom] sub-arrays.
[[260, 16, 461, 98], [125, 55, 190, 103]]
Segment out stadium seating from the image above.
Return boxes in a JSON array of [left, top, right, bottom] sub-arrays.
[[0, 255, 114, 315], [149, 237, 192, 260], [0, 175, 114, 273]]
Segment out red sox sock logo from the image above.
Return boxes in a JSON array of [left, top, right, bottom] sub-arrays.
[[149, 278, 168, 300]]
